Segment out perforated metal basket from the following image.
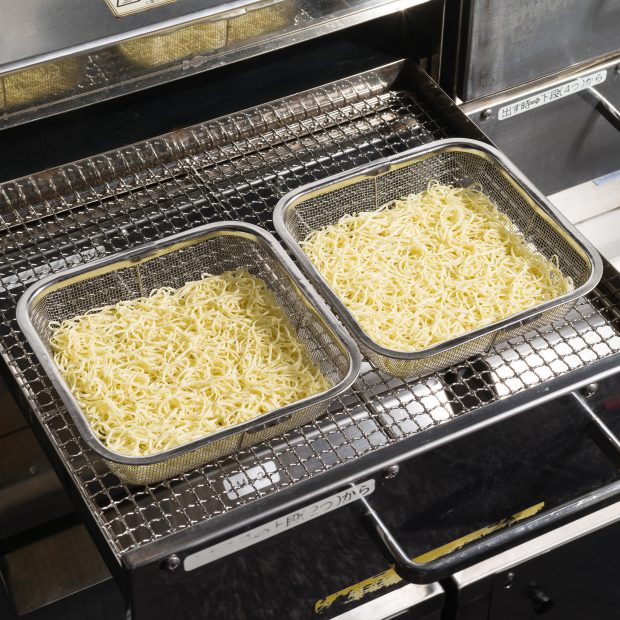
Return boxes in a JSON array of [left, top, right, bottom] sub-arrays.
[[3, 57, 81, 110], [274, 138, 603, 379], [17, 222, 360, 485], [119, 0, 295, 69]]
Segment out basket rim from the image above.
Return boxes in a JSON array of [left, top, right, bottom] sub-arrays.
[[16, 220, 362, 466], [273, 137, 604, 363]]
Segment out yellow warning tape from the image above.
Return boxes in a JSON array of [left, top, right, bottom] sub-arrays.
[[314, 502, 545, 613]]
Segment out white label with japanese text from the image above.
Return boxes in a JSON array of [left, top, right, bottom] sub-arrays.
[[184, 479, 376, 571], [103, 0, 176, 17], [498, 70, 607, 121]]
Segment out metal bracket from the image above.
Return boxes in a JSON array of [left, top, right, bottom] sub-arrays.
[[573, 390, 620, 467], [580, 87, 620, 132]]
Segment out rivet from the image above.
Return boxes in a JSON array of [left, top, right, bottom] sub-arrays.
[[582, 383, 598, 398], [383, 464, 400, 479], [480, 108, 493, 120], [504, 571, 516, 588], [163, 554, 181, 571]]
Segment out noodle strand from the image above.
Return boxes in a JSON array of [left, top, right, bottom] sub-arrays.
[[301, 182, 572, 352], [50, 270, 329, 456]]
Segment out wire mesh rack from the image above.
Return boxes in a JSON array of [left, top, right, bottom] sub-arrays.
[[1, 62, 619, 561]]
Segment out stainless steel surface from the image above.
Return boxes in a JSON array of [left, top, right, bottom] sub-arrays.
[[1, 0, 280, 66], [582, 87, 620, 132], [383, 463, 400, 479], [0, 0, 430, 129], [582, 382, 599, 398], [331, 583, 444, 619], [163, 554, 181, 571], [459, 0, 620, 101], [1, 62, 620, 562], [18, 222, 360, 484], [461, 53, 620, 195], [461, 54, 620, 120], [452, 501, 620, 589], [275, 139, 602, 378]]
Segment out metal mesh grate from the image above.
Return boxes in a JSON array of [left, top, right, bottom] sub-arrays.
[[1, 68, 619, 559]]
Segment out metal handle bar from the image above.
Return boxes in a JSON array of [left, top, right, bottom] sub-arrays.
[[581, 87, 620, 132], [358, 390, 620, 583]]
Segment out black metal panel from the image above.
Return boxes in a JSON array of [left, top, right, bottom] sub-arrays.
[[369, 384, 620, 562], [459, 0, 620, 101], [129, 490, 395, 619], [1, 524, 113, 615], [488, 518, 620, 619], [0, 374, 26, 437], [0, 375, 73, 541], [0, 578, 124, 620]]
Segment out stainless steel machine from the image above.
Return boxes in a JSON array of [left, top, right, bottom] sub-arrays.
[[1, 2, 620, 618], [444, 0, 620, 195]]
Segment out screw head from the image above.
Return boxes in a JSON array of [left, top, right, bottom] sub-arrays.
[[163, 554, 181, 571], [504, 571, 516, 588], [383, 464, 400, 479], [480, 108, 493, 120], [582, 383, 598, 398]]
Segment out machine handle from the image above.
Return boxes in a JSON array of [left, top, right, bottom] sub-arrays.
[[357, 491, 550, 584], [359, 389, 620, 584], [574, 390, 620, 467], [581, 87, 620, 132]]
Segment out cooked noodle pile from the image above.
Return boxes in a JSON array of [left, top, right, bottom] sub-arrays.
[[301, 182, 572, 352], [50, 270, 329, 457]]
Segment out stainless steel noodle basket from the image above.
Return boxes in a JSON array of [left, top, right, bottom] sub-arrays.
[[274, 138, 603, 379], [17, 222, 361, 485]]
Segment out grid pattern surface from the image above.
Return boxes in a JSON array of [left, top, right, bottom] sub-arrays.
[[1, 68, 619, 559]]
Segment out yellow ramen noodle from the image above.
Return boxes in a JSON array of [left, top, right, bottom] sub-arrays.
[[301, 182, 572, 352], [50, 270, 329, 457]]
